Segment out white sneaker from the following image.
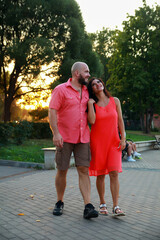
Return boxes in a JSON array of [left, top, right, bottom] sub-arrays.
[[127, 156, 136, 162], [134, 151, 141, 157]]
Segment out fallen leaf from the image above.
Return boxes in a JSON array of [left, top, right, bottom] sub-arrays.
[[36, 220, 40, 222], [18, 213, 25, 216]]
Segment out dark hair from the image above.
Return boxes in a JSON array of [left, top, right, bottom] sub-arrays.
[[87, 77, 111, 103]]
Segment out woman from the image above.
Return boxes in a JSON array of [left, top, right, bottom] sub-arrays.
[[87, 77, 126, 216]]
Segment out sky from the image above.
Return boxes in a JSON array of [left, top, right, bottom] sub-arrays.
[[76, 0, 160, 33]]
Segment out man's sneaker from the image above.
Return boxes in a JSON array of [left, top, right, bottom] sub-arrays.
[[53, 200, 64, 216], [127, 156, 136, 162], [83, 203, 99, 219]]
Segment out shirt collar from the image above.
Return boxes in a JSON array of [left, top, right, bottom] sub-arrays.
[[66, 78, 88, 91]]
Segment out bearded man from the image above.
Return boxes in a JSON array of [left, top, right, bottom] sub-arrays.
[[49, 62, 98, 219]]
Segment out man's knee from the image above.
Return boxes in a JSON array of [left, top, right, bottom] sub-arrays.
[[77, 166, 89, 175], [56, 169, 68, 177]]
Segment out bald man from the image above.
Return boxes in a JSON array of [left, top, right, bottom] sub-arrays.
[[49, 62, 98, 219]]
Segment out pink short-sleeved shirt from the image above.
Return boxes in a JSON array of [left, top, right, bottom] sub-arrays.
[[49, 78, 90, 143]]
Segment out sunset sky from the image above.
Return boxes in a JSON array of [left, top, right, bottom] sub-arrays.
[[76, 0, 160, 33]]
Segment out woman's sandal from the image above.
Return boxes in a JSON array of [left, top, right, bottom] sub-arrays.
[[99, 203, 108, 215], [112, 206, 125, 216]]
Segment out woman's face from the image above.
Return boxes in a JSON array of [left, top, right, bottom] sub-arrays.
[[91, 79, 104, 94]]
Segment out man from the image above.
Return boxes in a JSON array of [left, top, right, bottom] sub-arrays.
[[49, 62, 98, 219]]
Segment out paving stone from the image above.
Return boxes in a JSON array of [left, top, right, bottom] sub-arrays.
[[0, 150, 160, 240]]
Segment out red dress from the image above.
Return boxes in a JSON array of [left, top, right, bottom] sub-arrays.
[[89, 97, 122, 176]]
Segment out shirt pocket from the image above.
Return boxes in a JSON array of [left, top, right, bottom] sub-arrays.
[[64, 95, 78, 106]]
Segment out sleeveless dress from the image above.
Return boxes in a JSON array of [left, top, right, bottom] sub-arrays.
[[89, 97, 122, 176]]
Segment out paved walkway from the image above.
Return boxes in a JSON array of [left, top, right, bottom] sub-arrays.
[[0, 150, 160, 240]]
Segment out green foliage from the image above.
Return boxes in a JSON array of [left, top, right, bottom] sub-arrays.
[[10, 121, 33, 145], [0, 121, 52, 146], [1, 0, 100, 121], [107, 1, 160, 132], [88, 28, 119, 83], [29, 107, 48, 121], [31, 122, 52, 139], [0, 139, 53, 163], [0, 123, 13, 145]]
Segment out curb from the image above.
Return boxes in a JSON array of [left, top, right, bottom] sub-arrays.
[[0, 159, 45, 169]]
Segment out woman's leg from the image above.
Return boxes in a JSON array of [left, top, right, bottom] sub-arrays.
[[109, 171, 119, 208], [96, 175, 108, 214], [109, 171, 124, 215], [96, 174, 106, 204]]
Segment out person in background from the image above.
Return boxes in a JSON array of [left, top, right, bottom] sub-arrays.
[[87, 77, 126, 217], [49, 62, 98, 219], [126, 141, 141, 162]]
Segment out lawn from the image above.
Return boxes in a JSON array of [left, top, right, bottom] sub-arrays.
[[0, 139, 53, 163], [126, 130, 155, 142], [0, 131, 157, 163]]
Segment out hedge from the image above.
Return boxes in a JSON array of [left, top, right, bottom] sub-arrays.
[[0, 121, 52, 146]]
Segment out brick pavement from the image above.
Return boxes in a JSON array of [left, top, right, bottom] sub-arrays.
[[0, 150, 160, 240]]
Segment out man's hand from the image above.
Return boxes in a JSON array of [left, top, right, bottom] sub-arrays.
[[53, 133, 63, 148]]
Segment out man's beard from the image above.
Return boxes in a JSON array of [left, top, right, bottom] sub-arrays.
[[78, 74, 87, 85]]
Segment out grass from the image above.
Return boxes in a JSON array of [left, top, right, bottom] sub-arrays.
[[0, 131, 157, 163], [0, 139, 53, 163], [126, 130, 155, 142]]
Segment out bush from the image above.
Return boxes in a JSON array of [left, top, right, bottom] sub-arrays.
[[31, 122, 52, 139], [12, 121, 33, 145], [0, 123, 14, 146], [0, 121, 52, 146]]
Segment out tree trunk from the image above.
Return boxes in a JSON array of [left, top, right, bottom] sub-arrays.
[[140, 112, 144, 131], [4, 97, 12, 122], [145, 109, 151, 133]]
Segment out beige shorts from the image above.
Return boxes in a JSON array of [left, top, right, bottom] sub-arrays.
[[55, 142, 91, 170]]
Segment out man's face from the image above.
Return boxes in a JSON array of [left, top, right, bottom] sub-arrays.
[[78, 74, 87, 85], [78, 64, 90, 85]]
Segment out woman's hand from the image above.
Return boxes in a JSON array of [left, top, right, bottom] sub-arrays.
[[88, 98, 95, 106], [118, 139, 126, 151]]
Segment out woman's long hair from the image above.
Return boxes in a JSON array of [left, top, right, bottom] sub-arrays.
[[87, 77, 111, 103]]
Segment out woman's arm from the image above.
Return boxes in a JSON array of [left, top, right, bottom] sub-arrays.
[[87, 99, 96, 125], [114, 97, 126, 150]]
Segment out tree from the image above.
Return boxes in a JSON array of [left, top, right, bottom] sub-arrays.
[[0, 0, 102, 122], [88, 28, 118, 84], [108, 0, 160, 132]]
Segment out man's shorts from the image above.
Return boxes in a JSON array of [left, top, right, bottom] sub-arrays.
[[55, 142, 91, 170]]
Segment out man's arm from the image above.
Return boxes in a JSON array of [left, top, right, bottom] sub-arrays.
[[48, 108, 63, 147]]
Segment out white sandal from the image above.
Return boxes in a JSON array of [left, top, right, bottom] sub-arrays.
[[112, 206, 125, 216], [99, 203, 108, 215]]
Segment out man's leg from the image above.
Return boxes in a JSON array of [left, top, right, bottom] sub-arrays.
[[55, 169, 68, 202], [77, 166, 91, 204], [53, 169, 68, 216], [77, 166, 98, 219]]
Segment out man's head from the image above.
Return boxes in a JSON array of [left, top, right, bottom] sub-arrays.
[[71, 62, 90, 85]]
